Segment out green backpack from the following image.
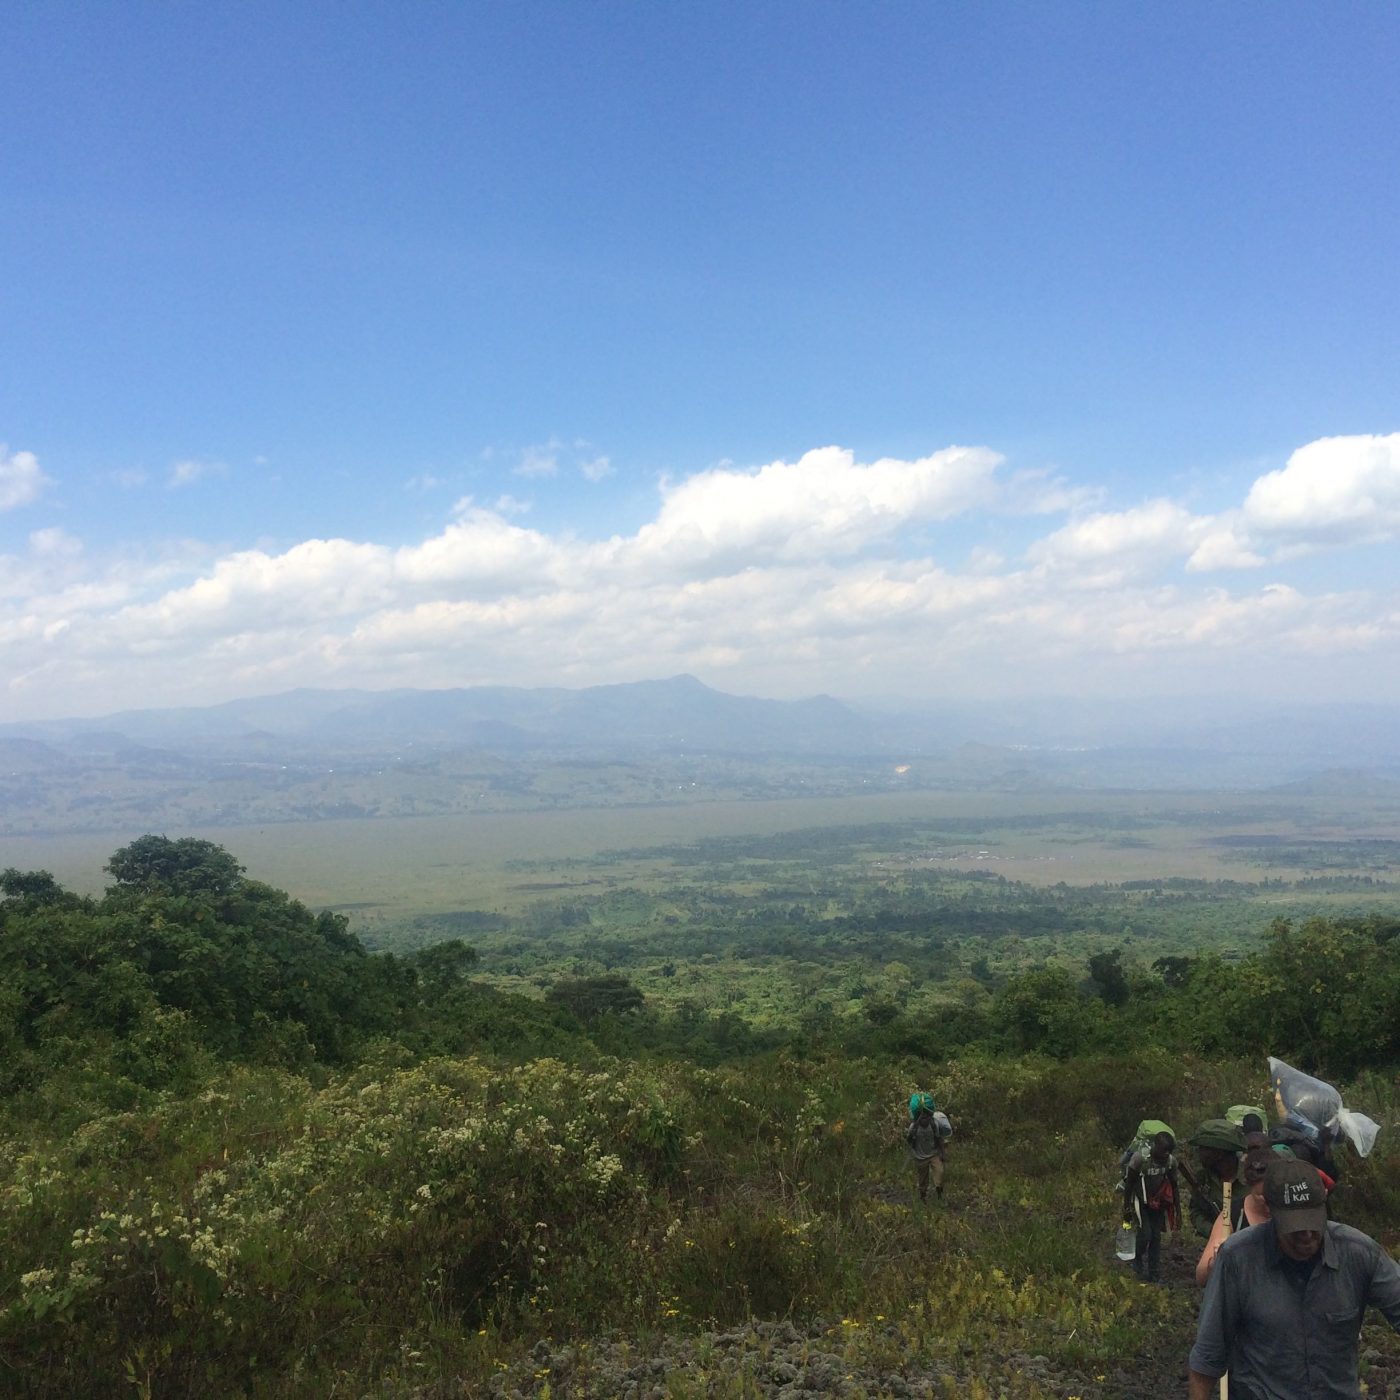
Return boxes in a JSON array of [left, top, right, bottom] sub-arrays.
[[1226, 1104, 1266, 1130], [1119, 1118, 1174, 1173]]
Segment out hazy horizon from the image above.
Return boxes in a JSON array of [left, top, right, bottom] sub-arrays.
[[5, 671, 1400, 736]]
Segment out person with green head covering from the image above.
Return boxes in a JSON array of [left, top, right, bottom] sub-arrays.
[[1186, 1119, 1247, 1239], [905, 1089, 950, 1202]]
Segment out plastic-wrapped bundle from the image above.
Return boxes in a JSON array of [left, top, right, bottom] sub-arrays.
[[1268, 1056, 1381, 1158]]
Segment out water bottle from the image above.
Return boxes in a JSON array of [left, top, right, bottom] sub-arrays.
[[1115, 1220, 1137, 1261]]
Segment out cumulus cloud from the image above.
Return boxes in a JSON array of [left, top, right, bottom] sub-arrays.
[[626, 445, 1002, 571], [3, 434, 1399, 720], [1027, 499, 1212, 584], [580, 455, 613, 482], [1185, 526, 1265, 572], [0, 448, 52, 510], [1024, 433, 1400, 578], [1241, 433, 1400, 542]]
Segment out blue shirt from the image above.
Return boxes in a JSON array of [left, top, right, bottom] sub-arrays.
[[1190, 1221, 1400, 1399]]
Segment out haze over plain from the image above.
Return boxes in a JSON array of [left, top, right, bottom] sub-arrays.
[[2, 4, 1398, 722]]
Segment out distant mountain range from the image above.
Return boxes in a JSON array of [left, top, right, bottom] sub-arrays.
[[1, 677, 1398, 836], [1, 676, 879, 758]]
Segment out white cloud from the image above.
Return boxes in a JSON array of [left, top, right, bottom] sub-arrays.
[[3, 434, 1400, 720], [110, 467, 150, 489], [394, 511, 556, 593], [1022, 434, 1400, 579], [580, 455, 614, 482], [1027, 499, 1211, 583], [627, 445, 1001, 570], [1241, 433, 1400, 542], [0, 448, 51, 510], [405, 473, 445, 493], [1185, 525, 1265, 572], [29, 528, 83, 560]]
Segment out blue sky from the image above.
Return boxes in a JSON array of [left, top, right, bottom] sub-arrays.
[[2, 2, 1398, 721]]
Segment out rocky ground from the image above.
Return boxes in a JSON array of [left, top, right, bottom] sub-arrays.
[[461, 1309, 1400, 1400], [393, 1236, 1400, 1400]]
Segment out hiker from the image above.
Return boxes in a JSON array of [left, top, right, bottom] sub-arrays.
[[1271, 1120, 1343, 1188], [1122, 1130, 1180, 1283], [1195, 1142, 1277, 1286], [1226, 1104, 1267, 1137], [905, 1091, 950, 1202], [1188, 1158, 1400, 1399], [1185, 1119, 1246, 1239]]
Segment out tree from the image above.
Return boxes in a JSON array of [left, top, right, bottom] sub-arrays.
[[993, 967, 1100, 1056], [1151, 954, 1196, 989], [863, 996, 902, 1027], [413, 939, 480, 998], [545, 973, 644, 1023], [1, 868, 65, 904], [1087, 948, 1130, 1007], [106, 836, 245, 897]]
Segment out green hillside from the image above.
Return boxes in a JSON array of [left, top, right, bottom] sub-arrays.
[[4, 838, 1400, 1398]]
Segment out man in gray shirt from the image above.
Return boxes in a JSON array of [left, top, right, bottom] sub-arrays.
[[1188, 1158, 1400, 1399]]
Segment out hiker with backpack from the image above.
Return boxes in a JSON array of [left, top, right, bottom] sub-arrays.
[[906, 1090, 951, 1203], [1121, 1129, 1180, 1283], [1195, 1141, 1281, 1286], [1185, 1119, 1247, 1240]]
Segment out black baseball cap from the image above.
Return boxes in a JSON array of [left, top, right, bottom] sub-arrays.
[[1264, 1158, 1328, 1235]]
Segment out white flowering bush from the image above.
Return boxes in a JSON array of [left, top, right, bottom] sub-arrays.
[[0, 1054, 693, 1394], [1, 1045, 1242, 1397]]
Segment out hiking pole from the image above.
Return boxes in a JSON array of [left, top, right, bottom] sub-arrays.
[[1219, 1179, 1233, 1400]]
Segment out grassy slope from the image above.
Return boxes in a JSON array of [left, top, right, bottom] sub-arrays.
[[6, 1050, 1400, 1399]]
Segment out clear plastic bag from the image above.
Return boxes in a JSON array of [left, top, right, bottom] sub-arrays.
[[1268, 1056, 1381, 1158]]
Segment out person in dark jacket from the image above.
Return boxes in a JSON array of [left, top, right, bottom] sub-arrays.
[[1188, 1158, 1400, 1399], [1186, 1119, 1247, 1239]]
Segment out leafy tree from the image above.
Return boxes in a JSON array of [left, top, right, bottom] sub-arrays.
[[106, 836, 245, 897], [1151, 954, 1196, 989], [993, 967, 1104, 1056], [546, 973, 644, 1023], [862, 996, 901, 1027], [412, 939, 480, 998], [0, 868, 66, 906], [1087, 947, 1130, 1006]]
